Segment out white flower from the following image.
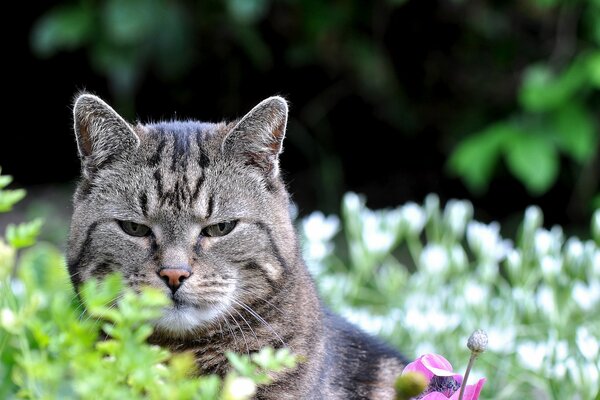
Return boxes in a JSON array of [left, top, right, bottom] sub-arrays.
[[572, 280, 600, 311], [404, 307, 459, 333], [466, 221, 511, 261], [419, 244, 449, 274], [224, 376, 256, 399], [554, 340, 569, 362], [593, 250, 600, 277], [565, 238, 585, 264], [517, 341, 547, 371], [576, 327, 599, 361], [400, 202, 426, 236], [362, 210, 395, 253], [464, 281, 488, 305], [443, 199, 473, 237], [341, 308, 388, 335], [450, 245, 468, 270], [524, 206, 543, 233], [536, 285, 556, 317], [0, 308, 16, 330], [506, 249, 522, 273], [343, 192, 362, 214], [534, 229, 554, 256], [486, 327, 516, 353], [302, 211, 340, 242], [540, 256, 562, 277], [592, 209, 600, 240]]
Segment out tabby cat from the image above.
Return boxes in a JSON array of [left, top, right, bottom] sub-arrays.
[[68, 94, 406, 399]]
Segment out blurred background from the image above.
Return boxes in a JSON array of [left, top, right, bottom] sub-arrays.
[[1, 0, 599, 243]]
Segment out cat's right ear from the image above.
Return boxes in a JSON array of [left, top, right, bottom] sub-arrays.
[[73, 94, 139, 175]]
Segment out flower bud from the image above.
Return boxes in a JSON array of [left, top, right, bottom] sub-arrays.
[[467, 329, 488, 354], [395, 372, 427, 400]]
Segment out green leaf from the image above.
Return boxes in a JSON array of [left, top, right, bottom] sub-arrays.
[[0, 173, 13, 189], [519, 60, 587, 112], [588, 51, 600, 87], [551, 103, 598, 163], [226, 0, 268, 24], [504, 134, 559, 194], [5, 219, 43, 249], [0, 189, 26, 212], [448, 122, 520, 193], [30, 4, 93, 57]]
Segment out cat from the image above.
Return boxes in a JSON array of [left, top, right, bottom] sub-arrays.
[[67, 93, 406, 399]]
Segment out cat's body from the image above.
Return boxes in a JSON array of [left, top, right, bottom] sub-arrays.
[[68, 94, 405, 399]]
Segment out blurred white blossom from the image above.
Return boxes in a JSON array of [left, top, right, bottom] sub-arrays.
[[576, 327, 599, 361], [443, 199, 473, 237], [572, 280, 600, 311], [534, 229, 554, 256], [467, 221, 512, 261], [536, 285, 556, 317], [341, 308, 391, 336], [419, 244, 449, 274], [518, 341, 547, 371], [593, 209, 600, 241], [506, 249, 522, 278], [464, 281, 488, 305], [450, 245, 468, 270], [404, 308, 460, 333], [222, 376, 256, 400], [565, 238, 585, 264], [486, 327, 516, 353], [523, 206, 543, 233], [540, 255, 562, 277], [362, 210, 395, 254], [400, 202, 426, 236], [303, 211, 340, 242]]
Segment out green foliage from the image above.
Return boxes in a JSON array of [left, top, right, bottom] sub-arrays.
[[302, 193, 600, 399], [5, 219, 43, 249], [450, 0, 600, 205], [31, 0, 193, 112], [0, 170, 26, 213], [0, 169, 297, 400]]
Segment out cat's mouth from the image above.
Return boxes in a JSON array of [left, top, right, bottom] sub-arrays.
[[152, 295, 231, 336]]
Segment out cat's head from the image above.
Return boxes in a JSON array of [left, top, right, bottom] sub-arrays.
[[68, 94, 298, 337]]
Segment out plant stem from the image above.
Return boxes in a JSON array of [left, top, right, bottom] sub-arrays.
[[457, 353, 477, 400]]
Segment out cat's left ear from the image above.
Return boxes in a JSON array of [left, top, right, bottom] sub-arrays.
[[224, 96, 288, 176]]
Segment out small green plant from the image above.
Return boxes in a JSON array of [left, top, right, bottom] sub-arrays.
[[0, 168, 297, 400]]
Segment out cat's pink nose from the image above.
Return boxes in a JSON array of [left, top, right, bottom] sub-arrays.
[[158, 268, 191, 293]]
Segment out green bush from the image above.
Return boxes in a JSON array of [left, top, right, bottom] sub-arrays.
[[449, 0, 600, 207], [0, 169, 297, 400]]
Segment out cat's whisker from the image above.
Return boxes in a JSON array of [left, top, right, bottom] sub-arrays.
[[220, 314, 240, 354], [230, 301, 259, 345], [233, 298, 286, 348], [237, 286, 285, 315], [225, 309, 250, 356]]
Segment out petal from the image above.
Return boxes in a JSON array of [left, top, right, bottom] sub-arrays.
[[450, 378, 486, 400], [421, 354, 457, 377], [421, 393, 450, 400], [402, 356, 434, 380]]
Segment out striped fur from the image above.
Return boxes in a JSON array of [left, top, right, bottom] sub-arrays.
[[68, 94, 405, 399]]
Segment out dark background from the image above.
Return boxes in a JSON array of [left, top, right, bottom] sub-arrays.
[[2, 0, 598, 232]]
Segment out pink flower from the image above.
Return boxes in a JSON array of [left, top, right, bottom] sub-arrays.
[[402, 354, 486, 400]]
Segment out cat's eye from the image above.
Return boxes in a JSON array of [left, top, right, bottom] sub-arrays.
[[118, 220, 151, 237], [201, 221, 237, 237]]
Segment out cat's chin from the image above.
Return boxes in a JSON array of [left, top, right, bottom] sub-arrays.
[[153, 304, 223, 337]]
